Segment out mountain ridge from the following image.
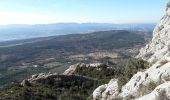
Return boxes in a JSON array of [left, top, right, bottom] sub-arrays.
[[0, 23, 155, 42]]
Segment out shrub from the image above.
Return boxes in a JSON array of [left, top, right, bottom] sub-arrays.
[[118, 59, 149, 92], [139, 81, 160, 96], [118, 76, 127, 92], [159, 59, 169, 66]]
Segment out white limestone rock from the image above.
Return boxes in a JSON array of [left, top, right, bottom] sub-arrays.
[[93, 58, 170, 100], [137, 0, 170, 64], [93, 84, 108, 100], [102, 79, 119, 99], [93, 1, 170, 99], [93, 79, 119, 100], [136, 81, 170, 100], [120, 61, 170, 99], [63, 64, 79, 75], [28, 72, 58, 83], [63, 63, 102, 75]]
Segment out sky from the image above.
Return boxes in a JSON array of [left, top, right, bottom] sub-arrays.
[[0, 0, 167, 25]]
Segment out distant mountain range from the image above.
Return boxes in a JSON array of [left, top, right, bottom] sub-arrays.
[[0, 23, 155, 42]]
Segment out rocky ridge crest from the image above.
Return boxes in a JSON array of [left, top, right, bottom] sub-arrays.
[[138, 0, 170, 64]]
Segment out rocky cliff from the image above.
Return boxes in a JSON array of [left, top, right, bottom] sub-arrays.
[[93, 1, 170, 99], [137, 0, 170, 64]]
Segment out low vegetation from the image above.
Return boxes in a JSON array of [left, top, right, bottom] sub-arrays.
[[74, 63, 116, 85], [0, 30, 152, 99], [159, 59, 169, 66], [0, 58, 149, 100], [0, 75, 96, 100], [0, 67, 50, 86], [139, 80, 162, 96], [118, 59, 149, 92], [73, 58, 149, 93], [0, 30, 149, 86]]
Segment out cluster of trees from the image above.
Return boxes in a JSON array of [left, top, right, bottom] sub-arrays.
[[0, 75, 96, 100], [75, 64, 117, 84], [74, 58, 149, 92]]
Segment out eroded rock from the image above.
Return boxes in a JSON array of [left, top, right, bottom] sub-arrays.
[[93, 79, 119, 100], [93, 1, 170, 99], [63, 63, 102, 75], [136, 81, 170, 100], [137, 0, 170, 64]]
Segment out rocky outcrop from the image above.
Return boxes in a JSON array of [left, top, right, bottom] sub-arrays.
[[93, 59, 170, 100], [93, 79, 119, 100], [63, 64, 79, 75], [22, 63, 102, 84], [93, 1, 170, 99], [63, 63, 102, 75], [120, 59, 170, 99], [93, 84, 108, 100], [137, 81, 170, 100], [137, 0, 170, 64], [21, 71, 96, 86], [24, 72, 58, 84]]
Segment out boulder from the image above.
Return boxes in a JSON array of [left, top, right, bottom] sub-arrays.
[[93, 79, 119, 100]]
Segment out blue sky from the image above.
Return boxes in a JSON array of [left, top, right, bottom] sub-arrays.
[[0, 0, 167, 25]]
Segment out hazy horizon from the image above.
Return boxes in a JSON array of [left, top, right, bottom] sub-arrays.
[[0, 0, 167, 25], [0, 22, 156, 26]]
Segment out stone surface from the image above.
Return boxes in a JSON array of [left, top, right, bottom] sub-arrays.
[[136, 81, 170, 100], [63, 63, 79, 75], [27, 72, 58, 83], [21, 79, 31, 86], [93, 84, 108, 100], [93, 60, 170, 99], [137, 0, 170, 64], [93, 1, 170, 99], [93, 79, 119, 100], [63, 63, 102, 75], [120, 60, 170, 99]]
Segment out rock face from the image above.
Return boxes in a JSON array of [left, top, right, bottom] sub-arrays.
[[93, 79, 119, 100], [120, 60, 170, 99], [25, 72, 58, 84], [136, 81, 170, 100], [93, 1, 170, 99], [63, 63, 102, 75], [63, 64, 79, 75], [137, 0, 170, 64]]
